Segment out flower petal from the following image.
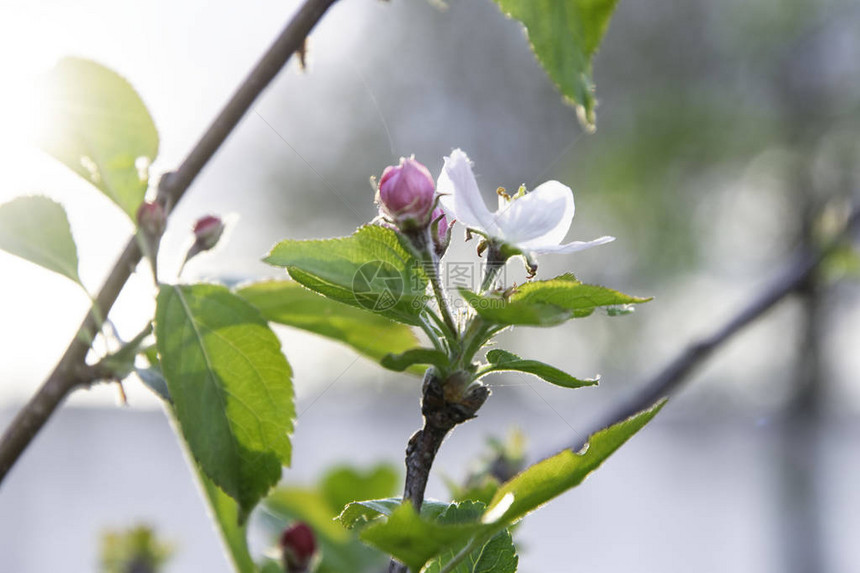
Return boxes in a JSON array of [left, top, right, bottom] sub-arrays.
[[530, 235, 615, 255], [437, 149, 499, 235], [495, 180, 574, 248]]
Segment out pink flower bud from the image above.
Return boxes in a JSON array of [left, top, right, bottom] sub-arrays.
[[136, 201, 166, 282], [136, 201, 166, 236], [280, 522, 316, 573], [377, 157, 436, 230], [431, 207, 454, 257], [192, 215, 225, 252], [179, 215, 226, 275]]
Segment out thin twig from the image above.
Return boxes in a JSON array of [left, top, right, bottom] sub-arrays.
[[568, 201, 860, 450], [0, 0, 340, 486]]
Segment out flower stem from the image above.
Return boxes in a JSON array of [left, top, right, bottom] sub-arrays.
[[480, 242, 507, 292]]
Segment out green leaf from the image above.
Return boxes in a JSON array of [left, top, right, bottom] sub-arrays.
[[0, 196, 82, 285], [136, 366, 171, 403], [358, 404, 662, 572], [492, 0, 621, 131], [337, 497, 450, 530], [197, 469, 258, 573], [481, 348, 598, 389], [360, 504, 484, 572], [356, 501, 517, 573], [462, 274, 650, 327], [380, 348, 449, 373], [321, 465, 399, 517], [236, 280, 419, 366], [38, 58, 158, 219], [264, 464, 400, 573], [424, 502, 518, 573], [156, 284, 294, 521], [482, 400, 665, 526], [264, 226, 428, 326]]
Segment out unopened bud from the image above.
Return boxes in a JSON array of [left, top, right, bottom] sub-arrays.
[[179, 215, 225, 275], [136, 201, 166, 282], [192, 215, 225, 252], [376, 157, 436, 231], [280, 522, 316, 573], [136, 201, 166, 237], [431, 208, 454, 257]]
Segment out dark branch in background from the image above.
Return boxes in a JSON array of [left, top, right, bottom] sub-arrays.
[[567, 201, 860, 451], [0, 0, 340, 486]]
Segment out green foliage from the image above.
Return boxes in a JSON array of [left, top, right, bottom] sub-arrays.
[[353, 403, 661, 571], [196, 469, 258, 573], [381, 348, 450, 373], [155, 284, 294, 521], [480, 349, 598, 389], [482, 400, 664, 526], [337, 497, 451, 530], [100, 524, 173, 573], [264, 225, 428, 326], [462, 274, 650, 327], [321, 465, 400, 516], [0, 196, 82, 285], [37, 57, 158, 219], [236, 279, 419, 364], [360, 503, 485, 572], [264, 463, 400, 573], [492, 0, 621, 131], [423, 502, 518, 573]]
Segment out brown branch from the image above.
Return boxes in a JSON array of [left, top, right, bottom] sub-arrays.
[[389, 371, 490, 573], [568, 201, 860, 451], [0, 0, 340, 486]]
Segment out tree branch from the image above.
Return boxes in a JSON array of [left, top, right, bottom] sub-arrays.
[[0, 0, 340, 486], [569, 201, 860, 450], [389, 370, 490, 573]]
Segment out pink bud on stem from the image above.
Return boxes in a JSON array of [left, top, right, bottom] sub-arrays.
[[179, 214, 225, 276], [136, 201, 167, 282], [280, 522, 316, 573], [376, 157, 436, 232]]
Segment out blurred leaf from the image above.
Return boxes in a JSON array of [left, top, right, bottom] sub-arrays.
[[462, 274, 650, 327], [156, 284, 294, 521], [236, 280, 420, 366], [100, 524, 173, 573], [136, 366, 171, 403], [321, 464, 399, 517], [481, 348, 598, 389], [483, 400, 664, 526], [265, 463, 400, 573], [0, 196, 82, 285], [380, 348, 449, 373], [492, 0, 620, 131], [264, 226, 428, 326], [447, 475, 501, 507], [38, 57, 158, 219], [822, 244, 860, 282]]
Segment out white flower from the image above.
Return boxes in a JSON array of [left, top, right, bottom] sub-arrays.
[[437, 149, 614, 257]]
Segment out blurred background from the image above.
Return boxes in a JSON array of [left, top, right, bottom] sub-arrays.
[[1, 0, 859, 571]]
